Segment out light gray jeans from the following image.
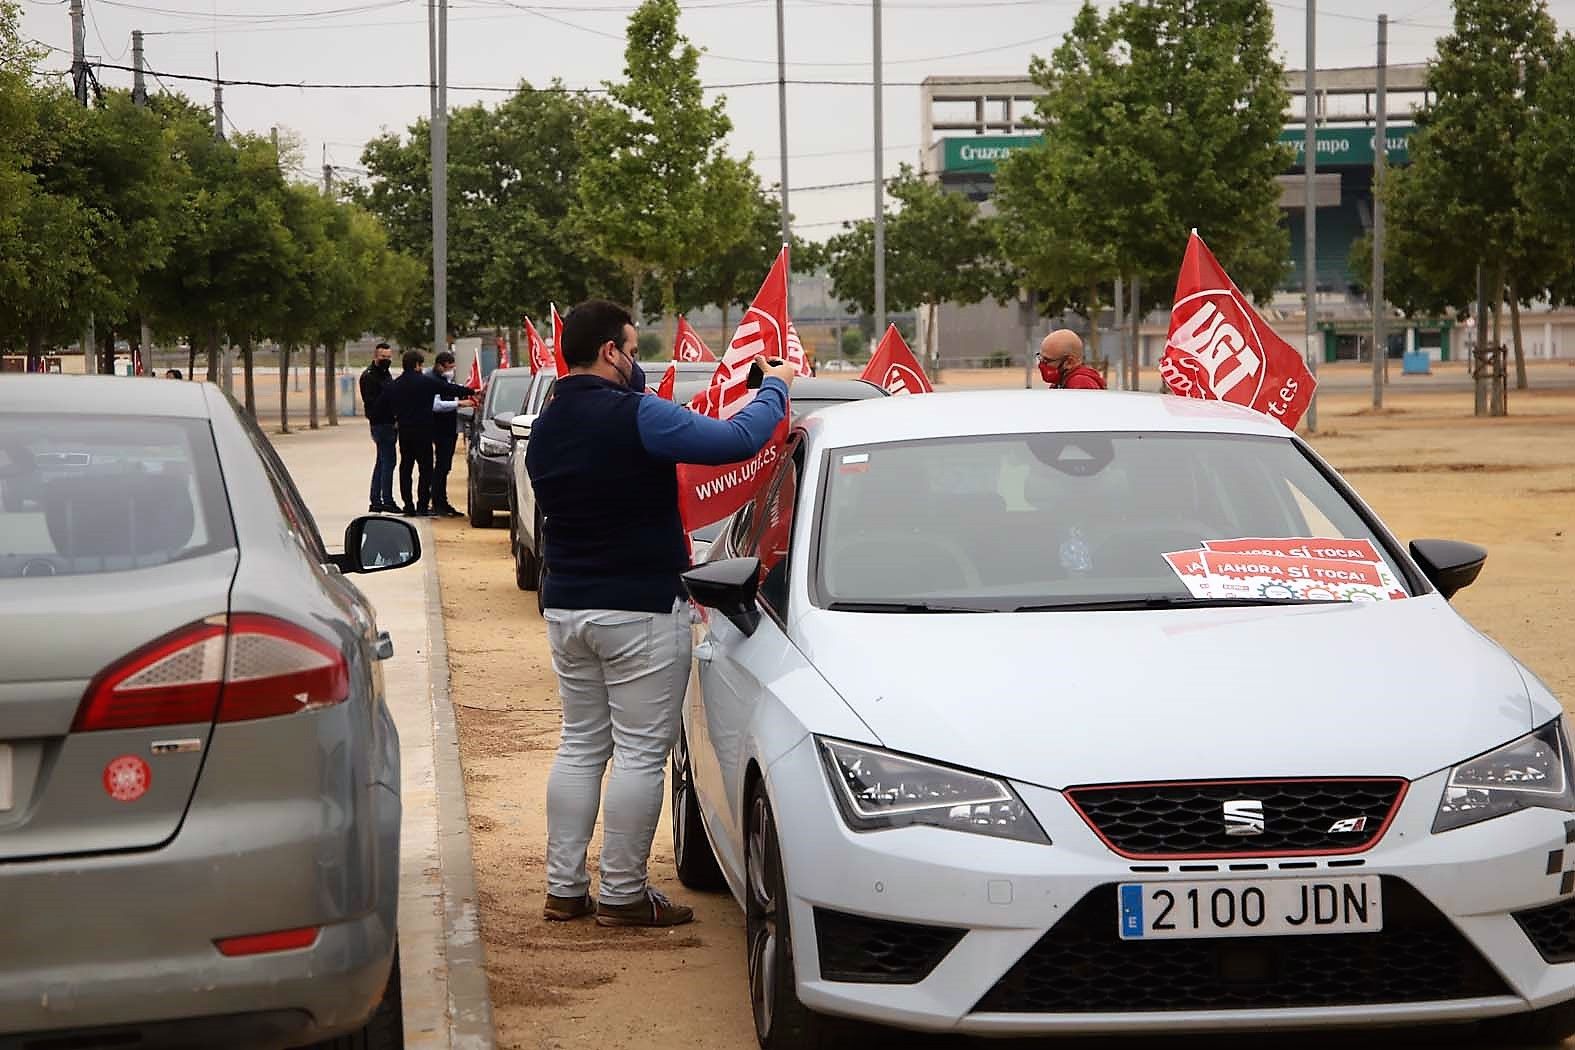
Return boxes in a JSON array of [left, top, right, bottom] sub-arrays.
[[543, 602, 690, 905]]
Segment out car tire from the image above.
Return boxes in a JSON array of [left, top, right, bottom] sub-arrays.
[[535, 557, 545, 617], [672, 725, 726, 892], [467, 484, 491, 529], [1480, 997, 1575, 1045], [746, 783, 838, 1050], [305, 944, 403, 1050], [514, 530, 538, 592]]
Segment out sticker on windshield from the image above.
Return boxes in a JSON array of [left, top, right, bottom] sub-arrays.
[[839, 452, 870, 474], [1164, 537, 1407, 602]]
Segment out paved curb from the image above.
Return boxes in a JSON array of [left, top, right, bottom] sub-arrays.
[[422, 540, 497, 1050]]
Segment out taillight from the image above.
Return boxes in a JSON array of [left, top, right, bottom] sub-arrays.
[[74, 615, 350, 731], [74, 622, 227, 732], [215, 925, 321, 957], [218, 614, 349, 722]]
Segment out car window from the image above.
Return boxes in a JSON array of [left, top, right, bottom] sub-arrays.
[[0, 414, 235, 578], [528, 376, 557, 413], [813, 431, 1412, 609], [485, 375, 534, 418], [234, 407, 330, 562], [740, 436, 802, 618]]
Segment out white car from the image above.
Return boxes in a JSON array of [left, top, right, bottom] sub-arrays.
[[673, 390, 1575, 1047]]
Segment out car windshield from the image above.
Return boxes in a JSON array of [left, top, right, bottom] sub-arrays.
[[814, 431, 1413, 610], [487, 376, 534, 417], [0, 415, 235, 578]]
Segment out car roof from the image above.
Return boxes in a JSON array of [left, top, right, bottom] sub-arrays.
[[670, 376, 888, 402], [488, 367, 536, 380], [0, 375, 216, 418], [800, 390, 1296, 447]]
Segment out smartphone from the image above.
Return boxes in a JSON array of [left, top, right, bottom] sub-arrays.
[[747, 358, 786, 389]]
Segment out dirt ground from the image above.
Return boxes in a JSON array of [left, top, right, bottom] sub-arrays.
[[432, 378, 1575, 1050]]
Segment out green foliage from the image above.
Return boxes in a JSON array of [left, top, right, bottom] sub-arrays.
[[637, 330, 665, 359], [995, 0, 1290, 310]]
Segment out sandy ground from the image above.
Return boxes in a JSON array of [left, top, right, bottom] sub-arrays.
[[431, 380, 1575, 1050]]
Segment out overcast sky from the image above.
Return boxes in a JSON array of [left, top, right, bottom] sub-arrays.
[[23, 0, 1574, 238]]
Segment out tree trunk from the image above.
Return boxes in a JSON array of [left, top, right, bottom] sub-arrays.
[[1490, 267, 1506, 417], [1509, 283, 1527, 391], [187, 338, 196, 380], [720, 303, 731, 342], [926, 301, 941, 382], [100, 326, 115, 377], [1129, 276, 1142, 393], [1086, 286, 1102, 381], [628, 264, 643, 333], [278, 343, 291, 434], [326, 342, 339, 426], [308, 343, 320, 429], [508, 323, 520, 369], [241, 336, 256, 416], [662, 278, 679, 360]]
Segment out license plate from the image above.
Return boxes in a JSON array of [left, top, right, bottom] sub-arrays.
[[0, 744, 11, 811], [1118, 876, 1382, 940]]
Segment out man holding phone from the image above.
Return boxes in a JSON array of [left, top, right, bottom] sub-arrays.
[[526, 300, 794, 928]]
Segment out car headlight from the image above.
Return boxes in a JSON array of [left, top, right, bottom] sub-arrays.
[[479, 436, 510, 457], [816, 737, 1049, 844], [1433, 718, 1575, 833]]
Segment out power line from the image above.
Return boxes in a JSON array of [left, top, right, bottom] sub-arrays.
[[84, 0, 128, 61]]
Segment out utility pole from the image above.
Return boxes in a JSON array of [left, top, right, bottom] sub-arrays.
[[1372, 14, 1388, 410], [270, 126, 279, 168], [70, 0, 96, 375], [213, 52, 224, 142], [429, 0, 449, 353], [871, 0, 886, 337], [1303, 6, 1319, 432], [775, 0, 792, 311], [131, 30, 146, 106], [1113, 276, 1125, 390]]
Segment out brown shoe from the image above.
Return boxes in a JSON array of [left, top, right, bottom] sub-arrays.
[[543, 892, 595, 922], [595, 888, 694, 928]]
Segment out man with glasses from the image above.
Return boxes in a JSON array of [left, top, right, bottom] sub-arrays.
[[526, 299, 794, 928], [1038, 330, 1107, 390]]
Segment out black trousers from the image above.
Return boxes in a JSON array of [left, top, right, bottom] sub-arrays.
[[398, 424, 434, 510], [431, 429, 458, 510]]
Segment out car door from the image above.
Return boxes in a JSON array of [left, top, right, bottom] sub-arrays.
[[517, 376, 555, 555], [691, 437, 804, 866]]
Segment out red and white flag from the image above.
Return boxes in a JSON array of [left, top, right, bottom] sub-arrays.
[[678, 245, 793, 529], [465, 350, 483, 392], [861, 324, 934, 395], [550, 303, 568, 378], [1160, 232, 1317, 429], [673, 317, 716, 363], [656, 363, 677, 401], [524, 316, 553, 374], [784, 323, 813, 377], [496, 334, 511, 370]]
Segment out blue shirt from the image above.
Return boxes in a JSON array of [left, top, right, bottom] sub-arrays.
[[634, 377, 788, 464]]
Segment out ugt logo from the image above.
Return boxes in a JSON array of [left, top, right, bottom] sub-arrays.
[[1165, 292, 1267, 403]]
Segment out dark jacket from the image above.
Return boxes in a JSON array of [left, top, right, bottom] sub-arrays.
[[526, 373, 788, 613], [360, 361, 396, 424], [382, 367, 475, 429], [428, 366, 465, 436]]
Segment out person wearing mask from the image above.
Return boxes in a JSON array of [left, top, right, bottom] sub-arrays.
[[163, 368, 183, 380], [428, 350, 470, 518], [526, 300, 794, 928], [1038, 330, 1107, 390], [359, 342, 399, 513], [382, 348, 477, 517]]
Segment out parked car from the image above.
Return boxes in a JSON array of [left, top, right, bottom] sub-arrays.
[[0, 375, 420, 1049], [465, 367, 545, 528], [509, 377, 888, 596], [673, 388, 1575, 1048]]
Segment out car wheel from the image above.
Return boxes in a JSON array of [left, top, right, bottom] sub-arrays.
[[514, 530, 539, 592], [1480, 997, 1575, 1045], [535, 557, 545, 617], [746, 784, 834, 1050], [306, 943, 403, 1049], [467, 484, 491, 529], [672, 724, 726, 891]]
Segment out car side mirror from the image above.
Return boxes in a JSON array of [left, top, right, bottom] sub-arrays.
[[510, 413, 537, 441], [336, 516, 422, 574], [492, 411, 516, 430], [682, 557, 761, 636], [1409, 538, 1486, 600]]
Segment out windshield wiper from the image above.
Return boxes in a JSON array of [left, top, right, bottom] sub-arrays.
[[1012, 595, 1350, 612], [827, 600, 996, 613]]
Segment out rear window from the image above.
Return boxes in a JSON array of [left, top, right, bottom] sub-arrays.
[[486, 375, 534, 417], [0, 415, 234, 578]]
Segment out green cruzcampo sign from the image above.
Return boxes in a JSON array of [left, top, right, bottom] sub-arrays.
[[1279, 125, 1413, 167], [939, 134, 1044, 175]]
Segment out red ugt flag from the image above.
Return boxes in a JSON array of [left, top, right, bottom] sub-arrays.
[[678, 245, 793, 530], [465, 350, 483, 392], [861, 324, 934, 394], [524, 316, 554, 374], [496, 334, 511, 370], [550, 303, 569, 378], [1160, 232, 1317, 429], [674, 317, 716, 363], [656, 363, 677, 401]]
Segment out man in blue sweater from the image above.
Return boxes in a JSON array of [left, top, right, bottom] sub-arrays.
[[527, 300, 793, 928]]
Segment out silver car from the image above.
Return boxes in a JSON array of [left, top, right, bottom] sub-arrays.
[[0, 376, 417, 1049]]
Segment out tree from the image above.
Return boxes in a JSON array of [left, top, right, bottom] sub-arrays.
[[1383, 0, 1560, 402], [572, 0, 732, 345], [675, 162, 784, 334], [1517, 32, 1575, 320], [996, 0, 1289, 381], [821, 165, 999, 370]]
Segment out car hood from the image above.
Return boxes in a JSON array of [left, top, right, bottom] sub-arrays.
[[791, 596, 1533, 787]]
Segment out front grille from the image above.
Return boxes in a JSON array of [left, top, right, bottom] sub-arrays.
[[973, 879, 1509, 1013], [1515, 896, 1575, 963], [1067, 778, 1406, 857], [813, 908, 966, 984]]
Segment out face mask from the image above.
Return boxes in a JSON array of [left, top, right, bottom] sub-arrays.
[[625, 358, 647, 392], [442, 369, 455, 380], [1038, 359, 1061, 386], [376, 358, 391, 371]]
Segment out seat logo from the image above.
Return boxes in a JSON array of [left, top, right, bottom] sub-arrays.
[[1328, 816, 1369, 834], [1223, 799, 1265, 836]]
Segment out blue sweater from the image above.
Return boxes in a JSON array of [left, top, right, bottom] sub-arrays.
[[525, 374, 788, 612]]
